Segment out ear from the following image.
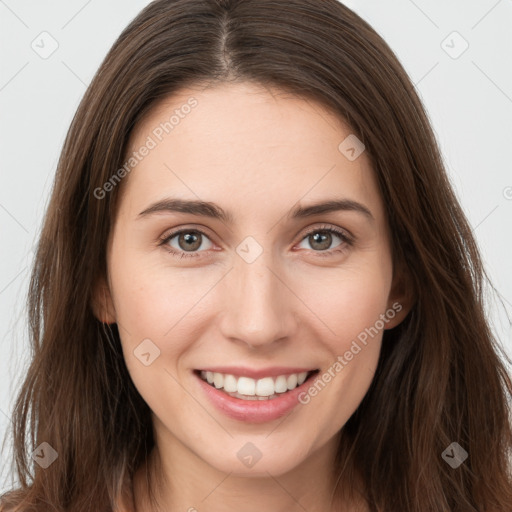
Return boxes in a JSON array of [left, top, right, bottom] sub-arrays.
[[384, 263, 415, 330], [91, 275, 116, 324]]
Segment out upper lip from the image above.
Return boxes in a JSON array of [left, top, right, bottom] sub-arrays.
[[195, 366, 318, 379]]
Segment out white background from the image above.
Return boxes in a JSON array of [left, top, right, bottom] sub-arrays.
[[1, 0, 511, 490]]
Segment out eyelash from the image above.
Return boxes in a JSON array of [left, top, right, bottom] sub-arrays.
[[158, 224, 353, 260]]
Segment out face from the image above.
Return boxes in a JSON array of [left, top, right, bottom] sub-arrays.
[[95, 81, 410, 478]]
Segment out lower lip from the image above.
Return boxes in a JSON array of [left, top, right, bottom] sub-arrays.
[[194, 371, 317, 423]]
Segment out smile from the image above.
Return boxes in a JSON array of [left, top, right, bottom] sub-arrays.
[[197, 370, 317, 400], [194, 367, 320, 423]]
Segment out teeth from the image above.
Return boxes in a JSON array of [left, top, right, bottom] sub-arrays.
[[275, 375, 288, 393], [223, 374, 238, 392], [255, 377, 274, 396], [199, 370, 311, 397], [287, 373, 298, 390], [297, 372, 308, 386], [237, 376, 256, 395], [213, 372, 223, 389]]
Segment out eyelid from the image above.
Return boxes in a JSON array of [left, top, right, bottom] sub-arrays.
[[155, 224, 218, 250], [296, 222, 354, 244], [159, 223, 353, 244], [158, 222, 354, 258], [158, 224, 216, 244]]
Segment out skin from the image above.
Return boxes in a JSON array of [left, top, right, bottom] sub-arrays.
[[94, 81, 412, 512]]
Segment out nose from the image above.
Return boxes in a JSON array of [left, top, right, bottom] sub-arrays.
[[217, 249, 297, 350]]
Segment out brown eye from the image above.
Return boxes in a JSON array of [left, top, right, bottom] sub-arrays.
[[308, 231, 334, 251], [297, 227, 350, 254], [160, 229, 214, 258], [302, 228, 348, 251], [177, 232, 202, 251]]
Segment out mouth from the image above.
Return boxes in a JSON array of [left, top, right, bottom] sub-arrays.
[[193, 368, 320, 401]]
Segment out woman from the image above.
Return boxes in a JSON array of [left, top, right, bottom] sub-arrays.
[[1, 0, 511, 510]]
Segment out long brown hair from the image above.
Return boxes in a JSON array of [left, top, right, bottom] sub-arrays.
[[2, 0, 511, 510]]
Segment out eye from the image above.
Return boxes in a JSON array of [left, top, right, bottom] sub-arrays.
[[295, 224, 353, 257], [158, 224, 353, 260], [159, 228, 214, 259]]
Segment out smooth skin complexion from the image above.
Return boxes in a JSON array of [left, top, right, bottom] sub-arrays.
[[94, 81, 412, 512]]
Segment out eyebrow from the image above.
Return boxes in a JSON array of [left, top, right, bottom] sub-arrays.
[[137, 197, 374, 223]]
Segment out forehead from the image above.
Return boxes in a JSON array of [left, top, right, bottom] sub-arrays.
[[119, 81, 382, 222]]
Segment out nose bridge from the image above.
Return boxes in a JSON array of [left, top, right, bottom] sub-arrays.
[[219, 245, 295, 347]]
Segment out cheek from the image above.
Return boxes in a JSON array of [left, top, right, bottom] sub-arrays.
[[293, 253, 393, 348], [111, 272, 165, 339], [294, 266, 391, 431], [109, 247, 196, 335], [106, 253, 177, 377], [108, 255, 201, 413], [108, 250, 220, 377]]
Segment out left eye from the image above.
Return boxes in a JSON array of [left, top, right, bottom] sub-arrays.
[[296, 228, 348, 252]]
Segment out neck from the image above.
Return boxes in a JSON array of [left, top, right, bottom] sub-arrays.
[[130, 430, 368, 512]]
